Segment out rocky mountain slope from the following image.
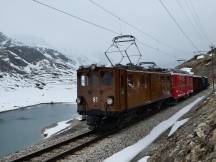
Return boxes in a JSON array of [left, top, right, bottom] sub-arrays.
[[0, 32, 77, 88], [177, 49, 216, 80], [147, 92, 216, 162], [0, 32, 79, 111]]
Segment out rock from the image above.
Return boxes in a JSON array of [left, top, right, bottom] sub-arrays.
[[187, 133, 194, 139], [185, 153, 191, 162], [189, 141, 196, 148], [35, 83, 44, 89], [212, 129, 216, 150], [189, 145, 202, 162], [163, 156, 174, 162], [195, 123, 209, 139], [207, 152, 216, 160]]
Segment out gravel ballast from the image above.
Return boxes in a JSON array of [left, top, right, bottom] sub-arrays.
[[60, 88, 211, 162]]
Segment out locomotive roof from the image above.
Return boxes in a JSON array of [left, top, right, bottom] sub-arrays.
[[77, 64, 170, 74], [77, 64, 208, 79]]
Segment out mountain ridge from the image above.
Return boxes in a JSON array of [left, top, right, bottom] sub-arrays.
[[177, 50, 215, 81], [0, 32, 79, 91]]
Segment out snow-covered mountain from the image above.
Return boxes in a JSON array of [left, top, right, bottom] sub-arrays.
[[0, 32, 79, 112], [0, 32, 78, 86], [0, 33, 76, 72]]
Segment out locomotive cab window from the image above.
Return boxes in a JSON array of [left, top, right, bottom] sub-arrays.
[[100, 71, 112, 85], [80, 75, 88, 87], [140, 75, 145, 86], [128, 74, 134, 87], [91, 73, 98, 85]]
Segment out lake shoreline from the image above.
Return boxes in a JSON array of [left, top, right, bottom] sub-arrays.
[[0, 102, 76, 114], [0, 103, 78, 158]]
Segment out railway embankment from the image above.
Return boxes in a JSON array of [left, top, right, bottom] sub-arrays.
[[60, 88, 211, 162], [134, 91, 216, 162]]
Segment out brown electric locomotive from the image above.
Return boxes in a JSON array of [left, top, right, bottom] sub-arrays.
[[76, 35, 172, 128], [76, 64, 171, 127]]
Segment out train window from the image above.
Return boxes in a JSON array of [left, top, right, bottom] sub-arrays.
[[80, 75, 88, 87], [128, 74, 134, 87], [140, 75, 145, 86], [121, 75, 125, 95], [100, 71, 112, 85], [161, 76, 165, 81], [91, 73, 98, 85]]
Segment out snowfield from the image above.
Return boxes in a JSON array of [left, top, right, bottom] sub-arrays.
[[0, 32, 80, 112], [0, 84, 76, 112], [0, 72, 77, 112]]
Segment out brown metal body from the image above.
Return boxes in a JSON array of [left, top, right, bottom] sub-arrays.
[[77, 67, 171, 117]]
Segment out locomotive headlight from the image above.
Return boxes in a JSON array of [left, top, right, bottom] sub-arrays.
[[106, 97, 114, 105], [90, 64, 97, 71], [76, 97, 82, 105]]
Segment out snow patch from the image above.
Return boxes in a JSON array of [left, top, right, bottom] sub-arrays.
[[0, 72, 77, 112], [2, 58, 9, 62], [168, 118, 189, 136], [197, 55, 204, 59], [180, 67, 194, 75], [76, 115, 86, 121], [43, 119, 71, 138], [104, 96, 204, 162], [138, 156, 150, 162]]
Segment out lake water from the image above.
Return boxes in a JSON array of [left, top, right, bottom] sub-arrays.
[[0, 103, 78, 158]]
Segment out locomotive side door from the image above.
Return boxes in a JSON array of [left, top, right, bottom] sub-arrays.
[[120, 70, 127, 111]]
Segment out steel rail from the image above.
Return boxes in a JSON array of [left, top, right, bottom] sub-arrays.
[[10, 130, 96, 162]]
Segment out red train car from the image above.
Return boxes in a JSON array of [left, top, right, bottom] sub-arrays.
[[170, 73, 193, 100]]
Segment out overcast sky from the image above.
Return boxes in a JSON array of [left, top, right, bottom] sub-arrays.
[[0, 0, 215, 67]]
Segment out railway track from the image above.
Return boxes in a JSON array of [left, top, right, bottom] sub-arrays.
[[7, 105, 158, 162], [10, 130, 104, 162]]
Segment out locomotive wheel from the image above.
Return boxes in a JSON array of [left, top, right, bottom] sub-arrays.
[[86, 116, 101, 130]]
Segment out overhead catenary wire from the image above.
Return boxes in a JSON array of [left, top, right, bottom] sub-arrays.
[[187, 0, 212, 44], [175, 0, 207, 43], [136, 39, 179, 60], [31, 0, 120, 35], [30, 0, 182, 60], [88, 0, 189, 54], [158, 0, 199, 51]]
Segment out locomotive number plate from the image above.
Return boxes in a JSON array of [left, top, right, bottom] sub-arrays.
[[93, 96, 98, 103]]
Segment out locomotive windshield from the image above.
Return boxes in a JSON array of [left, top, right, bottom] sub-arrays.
[[100, 71, 112, 85], [80, 75, 88, 87], [90, 73, 98, 85], [78, 71, 112, 86]]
